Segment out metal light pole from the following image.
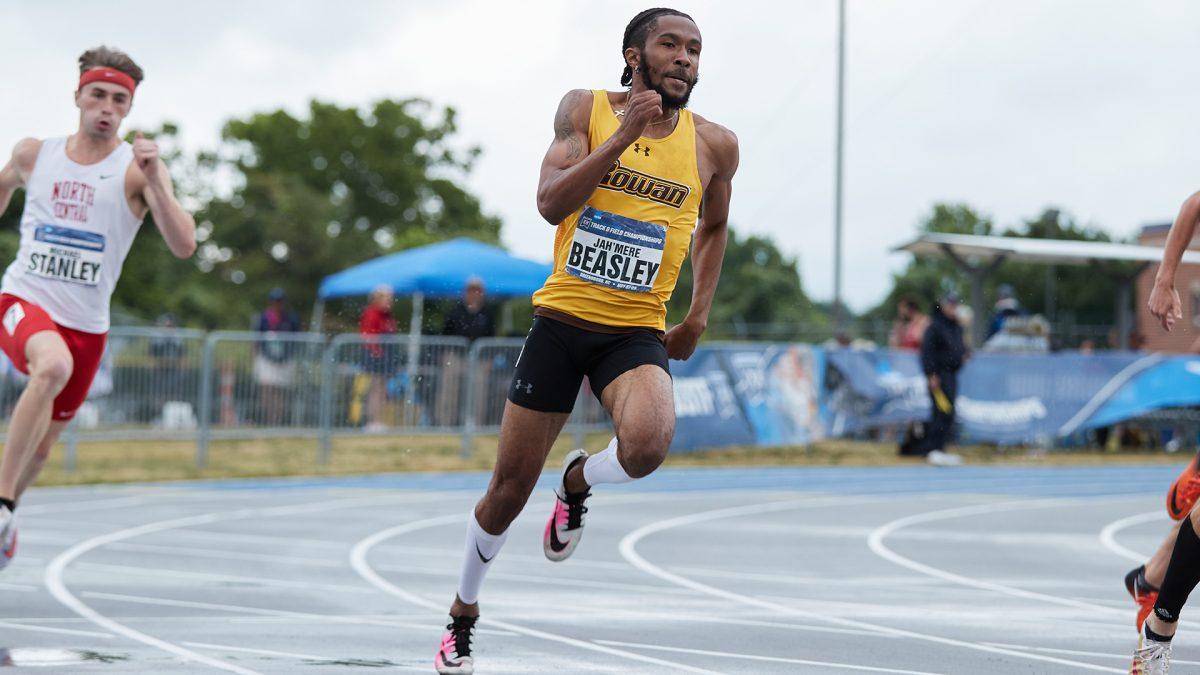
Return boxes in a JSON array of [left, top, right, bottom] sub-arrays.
[[833, 0, 847, 331]]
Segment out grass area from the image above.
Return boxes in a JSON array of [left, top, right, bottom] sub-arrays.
[[34, 432, 612, 487], [28, 433, 1192, 487]]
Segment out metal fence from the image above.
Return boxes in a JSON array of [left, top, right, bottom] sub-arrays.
[[0, 327, 612, 471], [460, 338, 609, 455]]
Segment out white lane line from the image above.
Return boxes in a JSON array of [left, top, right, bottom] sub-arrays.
[[74, 562, 376, 595], [81, 590, 517, 636], [594, 639, 944, 674], [618, 497, 1123, 673], [984, 638, 1200, 662], [867, 499, 1124, 614], [0, 582, 39, 592], [1098, 510, 1165, 563], [46, 510, 263, 675], [106, 541, 881, 638], [374, 562, 693, 596], [350, 514, 722, 675], [44, 493, 455, 675], [181, 642, 428, 672], [651, 613, 889, 638], [20, 496, 148, 515], [0, 620, 113, 639], [88, 543, 693, 597], [106, 541, 346, 566]]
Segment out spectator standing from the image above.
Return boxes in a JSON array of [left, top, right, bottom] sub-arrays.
[[437, 277, 497, 425], [149, 313, 186, 416], [888, 296, 929, 351], [441, 277, 496, 342], [360, 284, 397, 431], [253, 287, 300, 426], [918, 291, 968, 466], [986, 283, 1025, 341]]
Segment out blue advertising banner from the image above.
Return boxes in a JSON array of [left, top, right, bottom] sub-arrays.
[[669, 344, 825, 453], [823, 350, 1200, 444], [1071, 354, 1200, 432], [668, 348, 756, 452], [670, 345, 1200, 452]]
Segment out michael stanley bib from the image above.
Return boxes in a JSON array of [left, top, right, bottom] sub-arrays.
[[2, 137, 143, 333], [532, 90, 703, 331]]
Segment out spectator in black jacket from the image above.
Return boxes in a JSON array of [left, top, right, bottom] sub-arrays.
[[440, 277, 496, 343], [918, 291, 968, 466], [435, 277, 496, 425]]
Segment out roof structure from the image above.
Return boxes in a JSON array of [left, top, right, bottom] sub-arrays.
[[892, 232, 1200, 266], [891, 232, 1200, 349]]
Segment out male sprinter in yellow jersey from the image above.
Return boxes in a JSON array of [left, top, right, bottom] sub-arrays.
[[433, 8, 738, 673]]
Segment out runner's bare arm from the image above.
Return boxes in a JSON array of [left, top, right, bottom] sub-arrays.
[[685, 126, 739, 330], [132, 133, 196, 259], [0, 139, 41, 219], [664, 125, 738, 360], [1148, 191, 1200, 331], [537, 89, 663, 224]]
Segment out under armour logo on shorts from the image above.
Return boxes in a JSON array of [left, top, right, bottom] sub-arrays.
[[514, 379, 533, 395], [3, 304, 25, 336]]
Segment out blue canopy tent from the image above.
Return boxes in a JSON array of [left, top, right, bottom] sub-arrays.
[[313, 236, 553, 335], [315, 238, 552, 430]]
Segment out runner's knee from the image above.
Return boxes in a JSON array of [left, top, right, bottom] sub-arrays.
[[616, 428, 673, 479], [30, 353, 73, 393], [484, 470, 536, 521]]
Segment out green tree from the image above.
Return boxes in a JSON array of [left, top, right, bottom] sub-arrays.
[[105, 99, 501, 328], [868, 203, 993, 321], [0, 190, 23, 266], [667, 228, 827, 338], [996, 208, 1130, 326]]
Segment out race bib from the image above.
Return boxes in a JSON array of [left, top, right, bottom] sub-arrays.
[[26, 225, 104, 287], [565, 206, 665, 293]]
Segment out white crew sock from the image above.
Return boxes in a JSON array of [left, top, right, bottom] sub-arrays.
[[456, 512, 508, 605], [583, 436, 634, 487]]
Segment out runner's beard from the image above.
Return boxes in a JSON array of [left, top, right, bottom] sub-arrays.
[[641, 66, 698, 110]]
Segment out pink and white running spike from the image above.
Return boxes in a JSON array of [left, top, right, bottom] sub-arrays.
[[435, 616, 476, 675], [544, 448, 590, 562]]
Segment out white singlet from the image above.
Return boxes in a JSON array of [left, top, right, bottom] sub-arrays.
[[1, 136, 144, 333]]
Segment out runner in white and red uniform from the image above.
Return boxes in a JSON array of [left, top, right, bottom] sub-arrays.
[[0, 46, 196, 570]]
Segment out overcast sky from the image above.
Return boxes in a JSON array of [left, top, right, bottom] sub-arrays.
[[3, 0, 1199, 312]]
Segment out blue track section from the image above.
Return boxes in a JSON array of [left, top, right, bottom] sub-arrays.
[[163, 463, 1183, 498]]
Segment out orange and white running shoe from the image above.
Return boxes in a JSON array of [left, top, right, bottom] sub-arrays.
[[1125, 566, 1159, 632], [1166, 450, 1200, 520], [1130, 625, 1172, 674]]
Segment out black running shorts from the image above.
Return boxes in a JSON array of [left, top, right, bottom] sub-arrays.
[[507, 315, 670, 413]]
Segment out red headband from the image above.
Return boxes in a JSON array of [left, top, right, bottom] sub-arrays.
[[78, 67, 136, 95]]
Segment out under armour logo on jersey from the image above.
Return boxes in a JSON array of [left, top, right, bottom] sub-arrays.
[[3, 304, 24, 336], [514, 379, 533, 395], [632, 143, 650, 157]]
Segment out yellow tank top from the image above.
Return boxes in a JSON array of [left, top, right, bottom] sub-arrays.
[[531, 90, 703, 331]]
